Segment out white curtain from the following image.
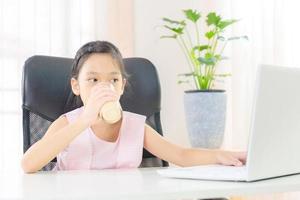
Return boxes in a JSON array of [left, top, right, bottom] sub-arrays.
[[202, 0, 300, 150], [0, 0, 133, 173]]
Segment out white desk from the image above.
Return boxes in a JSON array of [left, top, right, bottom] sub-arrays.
[[1, 167, 300, 200]]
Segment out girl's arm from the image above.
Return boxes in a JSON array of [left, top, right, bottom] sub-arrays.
[[21, 115, 89, 173], [21, 83, 119, 173], [143, 124, 246, 167]]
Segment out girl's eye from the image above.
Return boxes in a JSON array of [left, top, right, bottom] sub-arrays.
[[111, 78, 119, 83], [88, 78, 98, 83]]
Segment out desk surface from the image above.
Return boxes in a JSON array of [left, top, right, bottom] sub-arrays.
[[1, 167, 300, 200]]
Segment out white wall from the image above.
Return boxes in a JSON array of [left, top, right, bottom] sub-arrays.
[[134, 0, 217, 147], [134, 0, 187, 146]]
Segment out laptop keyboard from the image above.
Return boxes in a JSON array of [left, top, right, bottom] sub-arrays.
[[157, 165, 248, 181]]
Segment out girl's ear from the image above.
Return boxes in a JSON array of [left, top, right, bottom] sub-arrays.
[[120, 78, 127, 95], [71, 78, 80, 96]]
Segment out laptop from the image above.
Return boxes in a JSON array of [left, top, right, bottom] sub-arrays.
[[157, 64, 300, 182]]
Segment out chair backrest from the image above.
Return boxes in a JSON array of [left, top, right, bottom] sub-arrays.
[[22, 55, 168, 170]]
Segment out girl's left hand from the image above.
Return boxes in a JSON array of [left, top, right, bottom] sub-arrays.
[[215, 151, 247, 167]]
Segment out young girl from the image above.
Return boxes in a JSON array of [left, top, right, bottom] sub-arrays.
[[21, 41, 246, 173]]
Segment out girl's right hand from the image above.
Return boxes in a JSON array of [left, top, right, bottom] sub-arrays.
[[79, 83, 119, 126]]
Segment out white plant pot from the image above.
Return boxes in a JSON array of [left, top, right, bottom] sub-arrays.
[[184, 90, 227, 148]]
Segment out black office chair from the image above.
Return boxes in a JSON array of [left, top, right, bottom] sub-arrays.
[[22, 55, 168, 171]]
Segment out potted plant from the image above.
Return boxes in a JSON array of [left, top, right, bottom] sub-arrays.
[[161, 9, 247, 148]]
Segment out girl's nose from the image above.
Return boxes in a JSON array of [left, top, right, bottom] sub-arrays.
[[96, 82, 115, 91]]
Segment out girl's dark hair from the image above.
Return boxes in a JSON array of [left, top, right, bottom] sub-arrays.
[[64, 41, 129, 112], [71, 40, 128, 80]]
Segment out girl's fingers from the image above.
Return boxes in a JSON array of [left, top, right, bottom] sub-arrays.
[[226, 157, 242, 166], [233, 152, 247, 164], [222, 154, 244, 166], [92, 88, 115, 96], [228, 158, 240, 166], [98, 95, 118, 104], [85, 93, 118, 113], [94, 94, 118, 106], [94, 93, 118, 103], [233, 159, 243, 166], [217, 151, 247, 166], [91, 89, 118, 101], [90, 88, 118, 100]]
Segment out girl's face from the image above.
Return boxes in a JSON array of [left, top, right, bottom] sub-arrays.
[[71, 53, 126, 105]]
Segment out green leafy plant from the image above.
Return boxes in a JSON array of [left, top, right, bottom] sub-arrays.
[[161, 9, 248, 90]]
